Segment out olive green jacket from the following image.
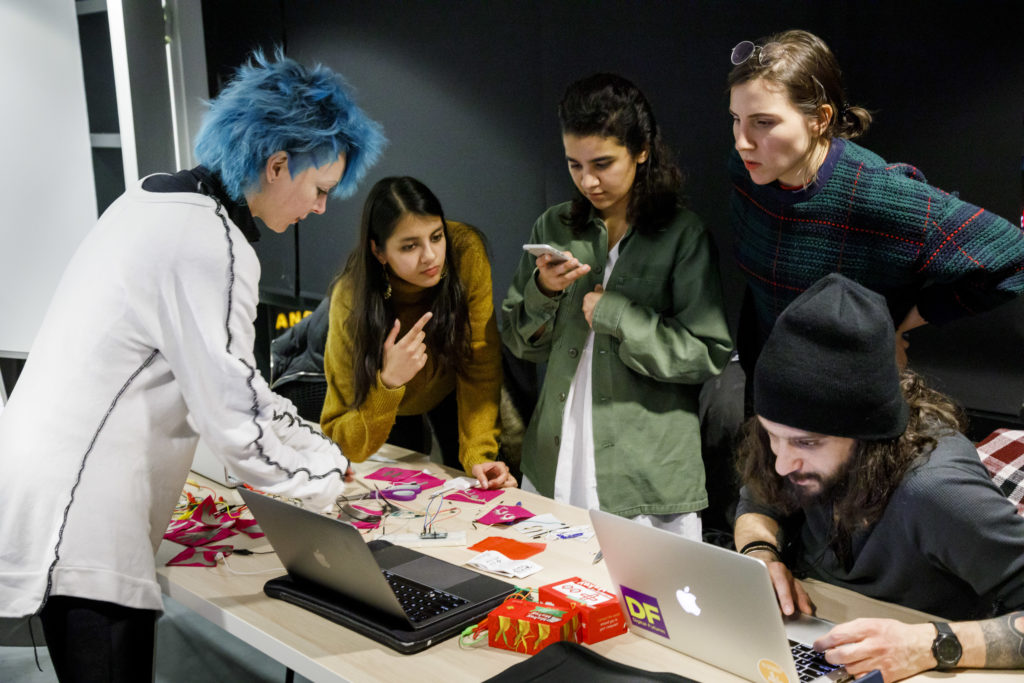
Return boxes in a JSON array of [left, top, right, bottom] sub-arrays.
[[501, 203, 733, 516]]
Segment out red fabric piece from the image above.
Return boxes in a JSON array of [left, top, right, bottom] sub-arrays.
[[469, 536, 546, 559]]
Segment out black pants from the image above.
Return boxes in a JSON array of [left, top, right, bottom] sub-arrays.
[[39, 595, 158, 683], [698, 358, 748, 536], [387, 389, 461, 469]]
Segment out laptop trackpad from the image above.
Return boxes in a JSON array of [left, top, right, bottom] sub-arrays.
[[389, 556, 480, 591], [784, 613, 835, 644]]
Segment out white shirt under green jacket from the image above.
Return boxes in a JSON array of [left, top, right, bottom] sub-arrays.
[[502, 202, 732, 517]]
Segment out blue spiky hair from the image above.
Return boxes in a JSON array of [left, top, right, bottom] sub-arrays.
[[194, 48, 386, 202]]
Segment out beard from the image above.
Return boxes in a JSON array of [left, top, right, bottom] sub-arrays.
[[779, 457, 856, 508]]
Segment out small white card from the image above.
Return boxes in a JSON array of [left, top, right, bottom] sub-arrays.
[[466, 550, 543, 579], [432, 476, 476, 497], [511, 513, 564, 534]]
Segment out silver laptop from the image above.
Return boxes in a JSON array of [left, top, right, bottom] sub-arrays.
[[590, 509, 851, 683], [238, 487, 514, 652]]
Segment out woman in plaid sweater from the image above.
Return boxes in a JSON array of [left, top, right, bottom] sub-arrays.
[[727, 29, 1024, 377]]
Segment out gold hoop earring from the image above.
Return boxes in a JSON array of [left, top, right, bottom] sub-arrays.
[[382, 264, 392, 300]]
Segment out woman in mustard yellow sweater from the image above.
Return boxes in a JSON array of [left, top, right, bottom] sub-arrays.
[[321, 176, 516, 488]]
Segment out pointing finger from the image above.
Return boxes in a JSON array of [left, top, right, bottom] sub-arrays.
[[409, 311, 433, 334], [383, 319, 401, 348]]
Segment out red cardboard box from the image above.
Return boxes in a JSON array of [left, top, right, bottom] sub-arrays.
[[539, 577, 628, 644], [487, 599, 578, 654]]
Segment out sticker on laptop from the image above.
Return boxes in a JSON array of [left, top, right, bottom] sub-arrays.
[[619, 585, 669, 638], [757, 658, 790, 683]]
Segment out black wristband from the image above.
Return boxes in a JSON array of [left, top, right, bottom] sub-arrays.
[[739, 540, 781, 560]]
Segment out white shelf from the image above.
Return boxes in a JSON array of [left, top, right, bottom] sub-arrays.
[[76, 0, 107, 16], [90, 132, 121, 148]]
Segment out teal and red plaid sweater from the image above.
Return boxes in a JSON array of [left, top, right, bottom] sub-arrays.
[[730, 138, 1024, 369]]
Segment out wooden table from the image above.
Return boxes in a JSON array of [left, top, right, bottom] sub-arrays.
[[156, 446, 1018, 682]]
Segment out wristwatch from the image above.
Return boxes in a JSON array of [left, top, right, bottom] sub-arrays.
[[931, 621, 962, 670]]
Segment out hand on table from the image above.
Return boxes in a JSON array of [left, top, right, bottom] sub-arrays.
[[760, 556, 815, 617], [471, 460, 518, 489], [380, 312, 432, 389], [814, 618, 936, 681]]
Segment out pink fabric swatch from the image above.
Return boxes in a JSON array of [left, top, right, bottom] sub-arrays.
[[444, 488, 505, 505], [364, 466, 445, 491], [166, 544, 234, 567], [476, 505, 535, 525]]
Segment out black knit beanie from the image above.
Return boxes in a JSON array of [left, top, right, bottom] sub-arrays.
[[754, 273, 908, 440]]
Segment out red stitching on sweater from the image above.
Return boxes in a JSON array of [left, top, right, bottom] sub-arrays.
[[952, 290, 978, 315], [736, 260, 805, 292], [916, 196, 931, 263], [919, 208, 985, 270], [733, 184, 925, 247], [837, 163, 865, 270], [885, 163, 924, 180], [770, 208, 784, 297]]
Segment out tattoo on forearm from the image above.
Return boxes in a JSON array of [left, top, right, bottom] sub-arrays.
[[983, 611, 1024, 667]]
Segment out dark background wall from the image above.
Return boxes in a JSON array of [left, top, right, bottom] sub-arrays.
[[200, 0, 1024, 424]]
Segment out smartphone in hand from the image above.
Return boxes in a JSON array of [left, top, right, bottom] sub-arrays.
[[523, 243, 569, 263]]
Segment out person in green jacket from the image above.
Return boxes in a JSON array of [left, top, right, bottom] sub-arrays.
[[501, 73, 733, 539]]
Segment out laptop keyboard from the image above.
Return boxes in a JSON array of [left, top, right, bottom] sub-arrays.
[[790, 641, 846, 682], [383, 571, 468, 623]]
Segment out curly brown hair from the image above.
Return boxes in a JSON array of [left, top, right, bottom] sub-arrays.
[[736, 370, 966, 565]]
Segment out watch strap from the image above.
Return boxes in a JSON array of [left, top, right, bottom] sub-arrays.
[[931, 621, 962, 670]]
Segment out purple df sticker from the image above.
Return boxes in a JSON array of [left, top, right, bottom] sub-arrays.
[[620, 585, 669, 638]]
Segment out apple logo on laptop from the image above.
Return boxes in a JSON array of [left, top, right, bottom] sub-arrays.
[[676, 586, 701, 616], [313, 548, 330, 569]]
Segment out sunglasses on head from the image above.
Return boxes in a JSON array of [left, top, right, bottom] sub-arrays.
[[730, 41, 829, 103], [730, 40, 777, 66]]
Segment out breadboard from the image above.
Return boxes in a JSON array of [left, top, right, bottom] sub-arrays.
[[375, 531, 468, 548]]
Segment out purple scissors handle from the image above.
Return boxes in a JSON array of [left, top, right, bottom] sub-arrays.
[[371, 484, 420, 501]]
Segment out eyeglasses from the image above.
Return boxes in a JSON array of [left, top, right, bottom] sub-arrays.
[[730, 40, 829, 102], [731, 40, 777, 66]]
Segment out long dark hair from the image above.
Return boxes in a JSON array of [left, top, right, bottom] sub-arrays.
[[334, 176, 470, 409], [557, 73, 683, 234], [736, 371, 966, 566]]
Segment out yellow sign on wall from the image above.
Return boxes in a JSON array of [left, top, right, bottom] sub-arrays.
[[275, 310, 313, 330]]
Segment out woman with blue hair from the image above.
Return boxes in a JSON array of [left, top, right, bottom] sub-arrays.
[[0, 51, 384, 680]]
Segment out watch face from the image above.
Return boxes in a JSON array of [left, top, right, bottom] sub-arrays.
[[935, 634, 962, 663]]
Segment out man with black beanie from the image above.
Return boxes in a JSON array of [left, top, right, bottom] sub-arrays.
[[733, 273, 1024, 680]]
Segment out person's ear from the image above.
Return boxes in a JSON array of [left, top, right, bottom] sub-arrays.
[[813, 104, 834, 135], [264, 151, 289, 183], [636, 147, 650, 164], [370, 239, 387, 265]]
